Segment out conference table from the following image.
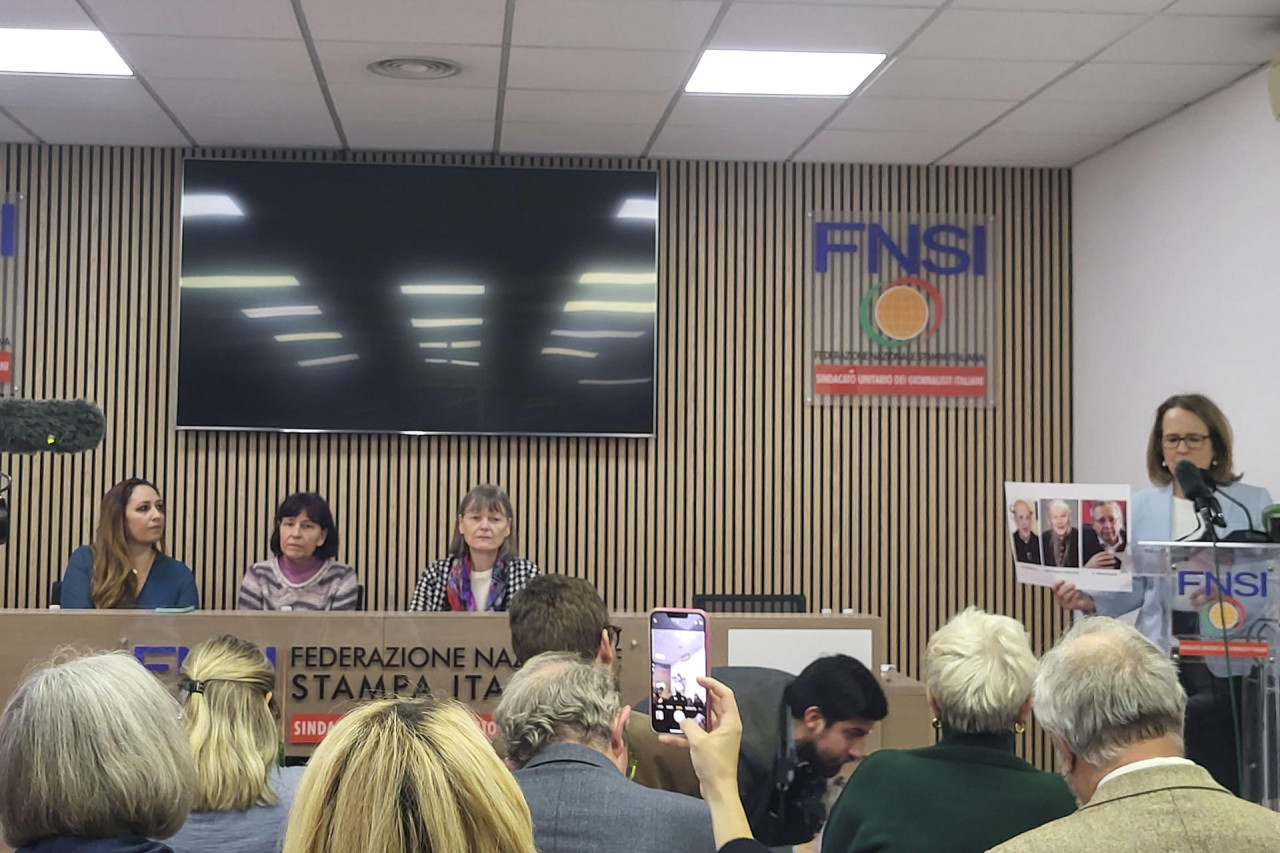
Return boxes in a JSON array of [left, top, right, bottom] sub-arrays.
[[0, 609, 932, 851]]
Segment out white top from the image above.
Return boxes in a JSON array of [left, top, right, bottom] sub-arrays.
[[471, 568, 493, 611], [1172, 495, 1200, 539], [1096, 756, 1195, 790]]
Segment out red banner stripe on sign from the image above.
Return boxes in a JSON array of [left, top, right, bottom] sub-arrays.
[[1177, 639, 1269, 659], [289, 713, 344, 743], [814, 364, 986, 397]]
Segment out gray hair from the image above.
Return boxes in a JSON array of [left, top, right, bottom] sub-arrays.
[[495, 652, 620, 769], [924, 607, 1037, 734], [1090, 501, 1125, 526], [1034, 617, 1185, 767], [0, 651, 196, 847]]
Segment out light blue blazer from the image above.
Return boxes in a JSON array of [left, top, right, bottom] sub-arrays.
[[1093, 480, 1273, 644]]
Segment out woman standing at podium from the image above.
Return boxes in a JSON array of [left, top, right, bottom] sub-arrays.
[[409, 484, 540, 612], [60, 477, 198, 609], [1052, 392, 1272, 794]]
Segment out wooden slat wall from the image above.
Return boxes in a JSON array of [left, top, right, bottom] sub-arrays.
[[0, 145, 1071, 765]]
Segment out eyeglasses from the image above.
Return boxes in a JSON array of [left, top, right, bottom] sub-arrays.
[[1162, 433, 1209, 450], [606, 624, 623, 653]]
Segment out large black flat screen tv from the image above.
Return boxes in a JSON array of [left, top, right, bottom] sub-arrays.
[[177, 159, 658, 436]]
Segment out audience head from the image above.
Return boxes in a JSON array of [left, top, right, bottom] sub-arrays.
[[1034, 617, 1186, 802], [924, 607, 1036, 735], [508, 574, 615, 665], [269, 492, 339, 561], [283, 696, 536, 853], [1147, 392, 1236, 487], [92, 476, 166, 608], [180, 634, 280, 812], [495, 652, 626, 772], [0, 651, 195, 848], [450, 484, 517, 562], [783, 654, 888, 777]]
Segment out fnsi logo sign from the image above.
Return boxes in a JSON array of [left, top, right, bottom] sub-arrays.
[[808, 216, 994, 404]]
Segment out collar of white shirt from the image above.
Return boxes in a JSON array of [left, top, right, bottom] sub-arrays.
[[1096, 756, 1195, 790]]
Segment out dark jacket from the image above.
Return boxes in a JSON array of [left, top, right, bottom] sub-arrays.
[[19, 839, 174, 853]]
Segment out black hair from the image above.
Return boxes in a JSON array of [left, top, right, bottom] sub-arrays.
[[784, 654, 888, 722], [269, 492, 339, 560]]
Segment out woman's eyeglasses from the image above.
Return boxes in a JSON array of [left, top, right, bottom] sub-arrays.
[[1162, 433, 1209, 450]]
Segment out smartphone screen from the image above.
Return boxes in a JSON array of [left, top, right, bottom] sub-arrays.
[[649, 608, 709, 734]]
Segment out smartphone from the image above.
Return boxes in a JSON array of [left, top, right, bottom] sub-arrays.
[[649, 608, 710, 735]]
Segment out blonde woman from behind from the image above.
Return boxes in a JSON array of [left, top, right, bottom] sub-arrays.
[[166, 635, 304, 853], [283, 696, 538, 853]]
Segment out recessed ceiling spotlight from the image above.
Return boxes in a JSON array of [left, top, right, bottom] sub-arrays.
[[368, 57, 462, 80]]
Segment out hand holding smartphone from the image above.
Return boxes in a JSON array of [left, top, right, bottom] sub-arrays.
[[649, 608, 710, 735]]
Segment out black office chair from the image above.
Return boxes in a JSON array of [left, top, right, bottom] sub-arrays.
[[354, 584, 365, 611], [50, 580, 62, 607], [691, 593, 806, 613]]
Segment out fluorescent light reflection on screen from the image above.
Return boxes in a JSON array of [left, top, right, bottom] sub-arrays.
[[564, 301, 655, 314], [243, 305, 321, 318], [0, 28, 133, 76], [275, 332, 343, 342], [183, 275, 298, 289], [542, 347, 598, 359], [579, 378, 652, 386], [550, 329, 645, 340], [578, 272, 657, 285], [450, 340, 481, 349], [182, 194, 246, 218], [400, 284, 486, 295], [298, 353, 358, 367], [450, 360, 480, 367], [411, 318, 483, 328], [424, 357, 448, 364], [615, 198, 657, 221]]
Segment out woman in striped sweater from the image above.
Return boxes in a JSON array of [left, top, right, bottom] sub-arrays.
[[238, 492, 359, 611]]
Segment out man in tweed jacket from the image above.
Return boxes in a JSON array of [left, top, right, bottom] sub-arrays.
[[990, 618, 1280, 853]]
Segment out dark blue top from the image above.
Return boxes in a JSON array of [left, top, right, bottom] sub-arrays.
[[19, 838, 173, 853], [60, 545, 199, 609]]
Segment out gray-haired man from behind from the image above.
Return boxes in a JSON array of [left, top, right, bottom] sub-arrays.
[[990, 617, 1280, 853], [496, 652, 716, 853]]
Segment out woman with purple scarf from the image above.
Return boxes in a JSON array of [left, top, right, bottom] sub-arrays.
[[409, 484, 541, 612]]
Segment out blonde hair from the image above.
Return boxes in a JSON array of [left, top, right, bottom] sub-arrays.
[[0, 651, 195, 847], [283, 697, 537, 853], [181, 635, 280, 811], [924, 607, 1037, 734]]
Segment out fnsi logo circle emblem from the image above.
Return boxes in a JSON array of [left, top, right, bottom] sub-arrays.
[[1200, 595, 1245, 634], [858, 276, 942, 348]]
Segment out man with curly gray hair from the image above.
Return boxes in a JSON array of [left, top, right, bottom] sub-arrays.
[[495, 652, 716, 853], [991, 617, 1280, 852]]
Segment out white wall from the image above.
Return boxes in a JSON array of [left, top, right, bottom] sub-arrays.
[[1074, 68, 1280, 497]]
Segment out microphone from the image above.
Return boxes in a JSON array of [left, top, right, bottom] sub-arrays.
[[0, 399, 106, 545], [1174, 460, 1224, 531], [0, 398, 105, 454]]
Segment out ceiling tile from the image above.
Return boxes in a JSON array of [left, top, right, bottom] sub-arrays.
[[315, 40, 502, 87], [500, 121, 652, 155], [113, 35, 316, 82], [649, 122, 813, 160], [506, 47, 694, 92], [86, 0, 300, 38], [342, 118, 494, 151], [10, 105, 188, 145], [299, 0, 506, 44], [993, 98, 1180, 135], [511, 0, 720, 50], [0, 76, 157, 112], [665, 94, 838, 128], [1167, 0, 1280, 12], [711, 3, 932, 52], [904, 10, 1144, 61], [183, 113, 340, 148], [0, 0, 93, 28], [0, 112, 37, 143], [795, 128, 965, 164], [951, 0, 1166, 10], [1043, 62, 1254, 103], [503, 90, 671, 125], [1097, 15, 1280, 64], [745, 0, 944, 5], [328, 84, 497, 122], [830, 96, 1015, 134], [939, 130, 1122, 166], [150, 79, 331, 121], [865, 58, 1073, 101]]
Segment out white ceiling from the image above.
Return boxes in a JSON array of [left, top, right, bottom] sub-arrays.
[[0, 0, 1276, 166]]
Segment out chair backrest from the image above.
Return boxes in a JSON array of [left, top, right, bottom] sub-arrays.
[[354, 583, 365, 611], [691, 593, 806, 614], [50, 580, 62, 608]]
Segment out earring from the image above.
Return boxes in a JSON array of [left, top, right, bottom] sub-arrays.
[[1015, 722, 1026, 734], [931, 717, 941, 730]]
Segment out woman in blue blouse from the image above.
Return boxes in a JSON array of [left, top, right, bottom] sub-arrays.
[[60, 477, 198, 609]]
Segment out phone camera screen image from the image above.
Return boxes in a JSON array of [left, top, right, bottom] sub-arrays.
[[650, 610, 708, 734]]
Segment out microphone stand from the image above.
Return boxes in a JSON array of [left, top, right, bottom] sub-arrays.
[[1195, 494, 1244, 797]]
